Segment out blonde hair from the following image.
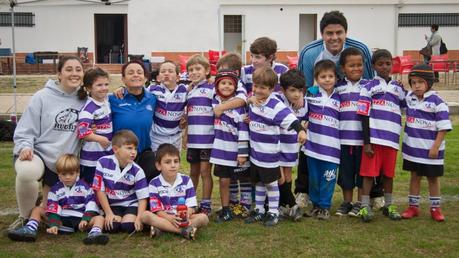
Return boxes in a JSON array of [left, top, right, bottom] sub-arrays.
[[252, 67, 278, 89], [56, 154, 80, 174], [186, 54, 210, 71]]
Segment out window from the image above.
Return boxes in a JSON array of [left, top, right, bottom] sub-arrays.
[[0, 12, 35, 27], [398, 13, 459, 27], [224, 15, 242, 33]]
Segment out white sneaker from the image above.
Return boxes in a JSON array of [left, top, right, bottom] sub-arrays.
[[295, 193, 309, 209], [289, 204, 303, 222], [371, 197, 385, 210]]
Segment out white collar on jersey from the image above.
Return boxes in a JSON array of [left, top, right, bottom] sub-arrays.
[[408, 90, 436, 101], [158, 173, 183, 188], [111, 156, 134, 184]]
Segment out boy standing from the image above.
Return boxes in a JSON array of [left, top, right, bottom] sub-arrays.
[[245, 67, 307, 226]]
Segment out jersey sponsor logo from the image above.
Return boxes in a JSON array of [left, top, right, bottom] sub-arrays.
[[331, 100, 339, 109], [309, 112, 323, 120], [47, 202, 59, 213], [373, 99, 386, 106], [92, 174, 102, 190], [174, 93, 183, 100], [309, 112, 338, 127], [406, 116, 435, 129], [187, 106, 212, 114], [157, 108, 167, 116], [96, 123, 112, 130], [249, 121, 268, 132], [174, 185, 186, 194], [54, 108, 79, 132], [356, 100, 370, 116], [149, 197, 162, 211]]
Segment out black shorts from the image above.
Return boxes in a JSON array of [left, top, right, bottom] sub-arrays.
[[80, 165, 96, 186], [338, 145, 363, 190], [214, 164, 234, 178], [186, 148, 211, 163], [60, 216, 82, 231], [42, 165, 59, 188], [111, 206, 138, 217], [232, 166, 250, 180], [250, 164, 280, 184], [403, 159, 444, 177]]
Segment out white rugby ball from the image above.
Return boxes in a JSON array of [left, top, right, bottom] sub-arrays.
[[15, 155, 45, 181]]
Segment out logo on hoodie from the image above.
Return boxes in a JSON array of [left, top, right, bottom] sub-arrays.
[[54, 108, 79, 132]]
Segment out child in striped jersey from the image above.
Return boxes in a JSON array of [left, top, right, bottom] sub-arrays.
[[245, 67, 307, 226], [401, 65, 452, 222], [142, 144, 209, 240], [356, 49, 407, 222], [276, 69, 308, 221], [77, 68, 113, 185], [303, 60, 341, 220], [210, 70, 250, 223], [7, 154, 108, 245], [148, 61, 188, 152], [92, 130, 149, 234]]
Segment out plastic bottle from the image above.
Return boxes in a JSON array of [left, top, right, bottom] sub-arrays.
[[176, 197, 189, 227]]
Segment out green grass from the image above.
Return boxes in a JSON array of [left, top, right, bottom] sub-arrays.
[[1, 129, 459, 257]]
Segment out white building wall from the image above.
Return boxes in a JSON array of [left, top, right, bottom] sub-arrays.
[[0, 4, 126, 53]]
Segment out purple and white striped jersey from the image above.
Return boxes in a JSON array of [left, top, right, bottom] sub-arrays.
[[274, 92, 308, 167], [357, 76, 407, 150], [303, 86, 341, 164], [336, 78, 368, 146], [402, 91, 452, 165], [240, 62, 288, 94], [78, 97, 113, 167], [148, 83, 188, 137], [92, 155, 149, 207], [210, 96, 249, 167], [148, 173, 197, 215], [249, 94, 299, 168], [47, 179, 99, 218]]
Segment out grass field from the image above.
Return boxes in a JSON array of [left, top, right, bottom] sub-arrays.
[[0, 127, 458, 257]]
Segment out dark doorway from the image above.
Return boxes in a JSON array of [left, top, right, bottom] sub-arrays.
[[94, 14, 127, 64]]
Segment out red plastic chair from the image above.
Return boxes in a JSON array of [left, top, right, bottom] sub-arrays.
[[287, 55, 298, 69], [208, 50, 226, 75], [178, 55, 190, 73], [451, 61, 459, 84], [391, 57, 401, 77], [430, 54, 449, 85], [392, 56, 415, 80]]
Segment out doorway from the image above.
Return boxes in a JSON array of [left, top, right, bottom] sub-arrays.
[[299, 14, 317, 51], [94, 14, 127, 64], [223, 15, 244, 60]]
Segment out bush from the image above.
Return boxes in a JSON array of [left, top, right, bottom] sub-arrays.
[[0, 120, 16, 141]]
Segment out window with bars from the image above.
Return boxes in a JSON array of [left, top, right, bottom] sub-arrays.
[[224, 15, 242, 33], [0, 12, 35, 27], [398, 13, 459, 27]]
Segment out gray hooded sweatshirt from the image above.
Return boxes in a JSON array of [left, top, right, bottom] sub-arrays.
[[13, 79, 85, 172]]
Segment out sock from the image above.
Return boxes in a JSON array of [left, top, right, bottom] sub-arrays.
[[229, 180, 239, 205], [278, 183, 287, 207], [120, 222, 135, 233], [408, 195, 421, 207], [384, 193, 393, 206], [106, 222, 121, 233], [255, 182, 267, 214], [284, 181, 296, 207], [89, 226, 102, 235], [362, 195, 370, 207], [200, 199, 212, 210], [25, 219, 39, 232], [239, 181, 252, 210], [265, 181, 280, 216], [429, 196, 441, 208]]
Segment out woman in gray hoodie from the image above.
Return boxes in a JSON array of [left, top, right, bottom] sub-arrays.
[[10, 56, 86, 230]]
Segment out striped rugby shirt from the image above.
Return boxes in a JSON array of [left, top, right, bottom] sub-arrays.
[[402, 91, 452, 165], [357, 76, 407, 150], [240, 62, 288, 94], [303, 86, 341, 164], [92, 155, 149, 207], [249, 93, 299, 168], [210, 95, 249, 167], [78, 97, 113, 167], [148, 173, 197, 215], [335, 78, 368, 146]]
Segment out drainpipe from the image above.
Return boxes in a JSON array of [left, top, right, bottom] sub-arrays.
[[394, 1, 404, 55]]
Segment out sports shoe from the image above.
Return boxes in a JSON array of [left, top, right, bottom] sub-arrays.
[[401, 206, 420, 219], [7, 226, 37, 242], [348, 202, 361, 217], [181, 226, 197, 240], [317, 209, 330, 220], [197, 206, 211, 216], [83, 232, 109, 245], [215, 208, 233, 223], [7, 217, 27, 231], [335, 202, 353, 216], [244, 209, 264, 224], [382, 204, 401, 220], [295, 193, 309, 209], [278, 205, 291, 220], [263, 212, 279, 227], [371, 196, 385, 210], [358, 205, 374, 222], [149, 225, 162, 238], [304, 206, 320, 217], [289, 204, 303, 222], [430, 207, 445, 222]]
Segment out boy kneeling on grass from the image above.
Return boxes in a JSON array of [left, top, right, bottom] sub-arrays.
[[142, 144, 209, 240], [8, 154, 108, 245]]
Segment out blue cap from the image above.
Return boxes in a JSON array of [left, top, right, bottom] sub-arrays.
[[178, 197, 185, 205]]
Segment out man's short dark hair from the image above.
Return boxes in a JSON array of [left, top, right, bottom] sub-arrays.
[[320, 10, 348, 34], [431, 24, 439, 31], [280, 69, 306, 90]]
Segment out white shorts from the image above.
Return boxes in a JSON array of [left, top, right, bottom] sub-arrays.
[[151, 132, 183, 152]]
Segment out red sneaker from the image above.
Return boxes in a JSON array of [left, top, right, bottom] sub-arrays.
[[430, 207, 445, 222], [401, 206, 420, 219]]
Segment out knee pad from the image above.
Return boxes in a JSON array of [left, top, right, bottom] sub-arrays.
[[15, 155, 44, 182], [106, 222, 121, 233], [120, 222, 135, 233]]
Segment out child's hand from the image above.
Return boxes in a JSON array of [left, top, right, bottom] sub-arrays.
[[113, 86, 125, 99], [292, 98, 304, 110], [134, 217, 143, 232], [363, 144, 374, 157], [237, 156, 247, 166], [19, 147, 33, 161], [179, 115, 188, 129], [99, 136, 111, 150], [297, 131, 307, 145], [428, 146, 440, 159], [248, 96, 263, 106], [46, 226, 58, 235], [78, 220, 88, 231], [165, 214, 180, 228], [104, 212, 116, 230], [243, 115, 250, 124], [214, 105, 224, 118]]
